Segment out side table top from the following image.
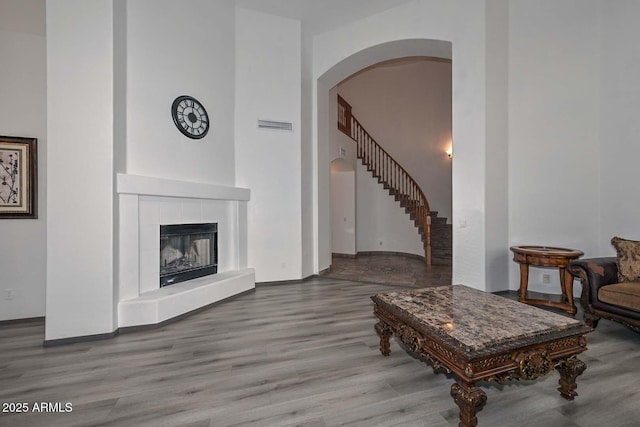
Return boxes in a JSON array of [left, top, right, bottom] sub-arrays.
[[510, 245, 583, 257]]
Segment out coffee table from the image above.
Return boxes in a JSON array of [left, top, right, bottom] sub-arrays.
[[372, 285, 592, 427]]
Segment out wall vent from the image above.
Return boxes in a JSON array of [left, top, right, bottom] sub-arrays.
[[257, 119, 293, 131]]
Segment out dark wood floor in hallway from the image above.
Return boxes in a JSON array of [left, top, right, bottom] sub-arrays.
[[1, 276, 639, 426]]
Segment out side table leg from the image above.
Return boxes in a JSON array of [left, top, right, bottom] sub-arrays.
[[518, 264, 529, 302], [451, 381, 487, 427], [375, 321, 392, 356], [556, 356, 587, 400], [563, 268, 577, 315], [558, 267, 568, 301]]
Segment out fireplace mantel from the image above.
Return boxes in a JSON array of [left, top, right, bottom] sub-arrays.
[[117, 173, 250, 201], [116, 174, 254, 328]]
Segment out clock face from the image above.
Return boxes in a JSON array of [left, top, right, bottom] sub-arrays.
[[171, 95, 209, 139]]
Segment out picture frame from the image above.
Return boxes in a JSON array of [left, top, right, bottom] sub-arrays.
[[0, 136, 37, 219]]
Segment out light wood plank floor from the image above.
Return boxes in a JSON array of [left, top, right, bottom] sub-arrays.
[[1, 277, 639, 427]]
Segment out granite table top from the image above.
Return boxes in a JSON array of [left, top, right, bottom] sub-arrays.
[[372, 285, 589, 354]]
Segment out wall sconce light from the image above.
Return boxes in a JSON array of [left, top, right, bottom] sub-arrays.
[[446, 148, 452, 159]]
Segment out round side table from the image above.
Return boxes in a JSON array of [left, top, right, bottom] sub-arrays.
[[510, 245, 584, 316]]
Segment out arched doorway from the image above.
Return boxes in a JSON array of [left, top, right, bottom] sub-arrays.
[[317, 39, 452, 272]]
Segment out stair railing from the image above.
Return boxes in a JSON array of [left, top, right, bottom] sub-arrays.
[[337, 94, 432, 265]]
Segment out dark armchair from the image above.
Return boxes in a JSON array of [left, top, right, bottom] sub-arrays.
[[568, 257, 640, 333]]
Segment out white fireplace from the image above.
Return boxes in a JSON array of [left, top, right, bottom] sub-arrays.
[[116, 174, 255, 328]]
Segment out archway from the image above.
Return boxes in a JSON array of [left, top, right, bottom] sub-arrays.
[[316, 39, 452, 272]]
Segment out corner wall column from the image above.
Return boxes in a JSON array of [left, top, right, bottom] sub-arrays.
[[46, 0, 116, 341]]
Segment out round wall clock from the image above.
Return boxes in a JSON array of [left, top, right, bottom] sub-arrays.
[[171, 95, 210, 139]]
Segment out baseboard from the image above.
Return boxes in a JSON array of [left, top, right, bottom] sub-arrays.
[[257, 274, 323, 286], [44, 330, 119, 347], [346, 251, 426, 261], [0, 316, 45, 326], [332, 253, 357, 259]]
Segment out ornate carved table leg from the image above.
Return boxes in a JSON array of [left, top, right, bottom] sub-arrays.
[[375, 321, 392, 356], [556, 356, 587, 400], [451, 381, 487, 427]]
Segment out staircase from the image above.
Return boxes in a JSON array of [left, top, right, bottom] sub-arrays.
[[429, 213, 452, 265], [337, 95, 452, 265]]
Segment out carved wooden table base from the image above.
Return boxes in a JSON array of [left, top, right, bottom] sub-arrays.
[[372, 286, 592, 427]]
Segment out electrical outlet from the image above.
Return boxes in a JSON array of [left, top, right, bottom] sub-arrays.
[[542, 273, 551, 284], [5, 288, 14, 300]]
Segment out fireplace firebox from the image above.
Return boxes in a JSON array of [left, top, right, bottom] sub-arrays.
[[160, 223, 218, 287]]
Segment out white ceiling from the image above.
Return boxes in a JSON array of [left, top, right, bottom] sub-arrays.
[[1, 1, 415, 37], [234, 0, 416, 34]]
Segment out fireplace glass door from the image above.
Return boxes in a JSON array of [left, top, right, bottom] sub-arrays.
[[160, 223, 218, 287]]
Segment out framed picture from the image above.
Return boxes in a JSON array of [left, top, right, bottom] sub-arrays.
[[0, 136, 37, 219]]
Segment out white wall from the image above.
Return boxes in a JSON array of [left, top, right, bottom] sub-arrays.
[[356, 163, 425, 256], [313, 0, 488, 289], [330, 160, 356, 255], [126, 0, 236, 186], [46, 0, 115, 340], [235, 8, 302, 282], [598, 0, 640, 251], [484, 0, 510, 293], [338, 59, 452, 222], [0, 0, 46, 320], [508, 0, 601, 293], [301, 28, 315, 278]]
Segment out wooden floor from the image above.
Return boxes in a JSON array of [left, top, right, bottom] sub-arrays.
[[1, 277, 639, 427]]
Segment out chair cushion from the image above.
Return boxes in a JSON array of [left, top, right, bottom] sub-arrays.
[[598, 282, 640, 312], [611, 236, 640, 282]]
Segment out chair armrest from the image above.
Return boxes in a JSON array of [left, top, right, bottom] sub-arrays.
[[568, 257, 618, 304]]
